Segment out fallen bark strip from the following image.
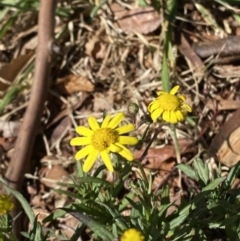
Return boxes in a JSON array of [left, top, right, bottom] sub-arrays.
[[192, 36, 240, 58], [208, 108, 240, 158], [4, 0, 57, 236]]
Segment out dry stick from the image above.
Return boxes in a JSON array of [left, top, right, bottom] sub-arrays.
[[192, 36, 240, 58], [5, 0, 57, 236]]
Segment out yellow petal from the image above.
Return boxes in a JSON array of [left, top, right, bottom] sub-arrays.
[[151, 108, 164, 121], [70, 137, 91, 146], [83, 149, 99, 172], [76, 126, 93, 137], [100, 150, 114, 172], [170, 85, 180, 95], [109, 144, 122, 152], [148, 101, 160, 112], [108, 112, 124, 129], [162, 110, 171, 123], [179, 94, 186, 102], [176, 110, 184, 121], [116, 124, 135, 134], [119, 136, 138, 145], [88, 116, 100, 130], [182, 104, 192, 112], [75, 145, 94, 160], [169, 112, 177, 124], [116, 143, 134, 161], [101, 114, 111, 128]]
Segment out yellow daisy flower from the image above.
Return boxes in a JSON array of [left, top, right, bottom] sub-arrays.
[[120, 228, 145, 241], [0, 195, 14, 216], [70, 113, 138, 172], [148, 85, 192, 124]]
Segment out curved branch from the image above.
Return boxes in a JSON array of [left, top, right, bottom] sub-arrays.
[[5, 0, 57, 236]]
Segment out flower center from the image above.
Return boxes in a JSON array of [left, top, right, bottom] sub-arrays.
[[91, 128, 118, 151], [158, 93, 180, 111]]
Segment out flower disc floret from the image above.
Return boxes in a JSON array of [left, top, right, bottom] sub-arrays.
[[91, 128, 118, 151], [70, 113, 138, 172], [0, 195, 14, 216], [148, 85, 192, 124], [120, 228, 145, 241]]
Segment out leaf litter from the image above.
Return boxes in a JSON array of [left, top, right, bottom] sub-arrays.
[[1, 0, 240, 239]]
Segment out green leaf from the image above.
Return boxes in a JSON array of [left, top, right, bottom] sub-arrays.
[[0, 85, 22, 114], [226, 162, 240, 188], [90, 0, 108, 18], [169, 214, 188, 229], [193, 158, 209, 185], [78, 176, 111, 186], [225, 221, 240, 241], [136, 0, 148, 6], [221, 215, 238, 226], [0, 14, 16, 39], [0, 214, 12, 232], [202, 177, 226, 191], [43, 207, 71, 223], [195, 3, 225, 35], [73, 203, 110, 220], [177, 164, 198, 181], [70, 223, 85, 241], [161, 0, 177, 92], [96, 201, 127, 230], [60, 208, 114, 241]]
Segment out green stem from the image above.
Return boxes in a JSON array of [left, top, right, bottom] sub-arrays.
[[171, 124, 182, 191]]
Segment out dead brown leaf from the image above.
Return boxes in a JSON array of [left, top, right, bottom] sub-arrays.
[[56, 74, 94, 95], [50, 116, 70, 147], [0, 137, 15, 151], [0, 52, 34, 94], [206, 98, 240, 111], [46, 92, 90, 129], [134, 139, 192, 169], [32, 208, 50, 225], [177, 33, 205, 74], [85, 36, 107, 61], [61, 216, 79, 239], [209, 107, 240, 167], [112, 4, 160, 34], [39, 164, 69, 189], [93, 89, 115, 112], [85, 26, 107, 61], [215, 127, 240, 167]]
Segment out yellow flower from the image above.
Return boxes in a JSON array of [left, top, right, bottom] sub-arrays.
[[70, 113, 138, 172], [148, 85, 192, 124], [120, 228, 145, 241], [0, 195, 14, 216]]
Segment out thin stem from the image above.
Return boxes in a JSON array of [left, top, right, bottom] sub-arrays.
[[171, 124, 182, 192]]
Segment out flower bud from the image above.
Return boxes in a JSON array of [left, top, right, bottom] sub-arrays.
[[127, 103, 139, 115]]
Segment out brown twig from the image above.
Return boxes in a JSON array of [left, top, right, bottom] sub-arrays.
[[192, 36, 240, 58], [4, 0, 57, 236]]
